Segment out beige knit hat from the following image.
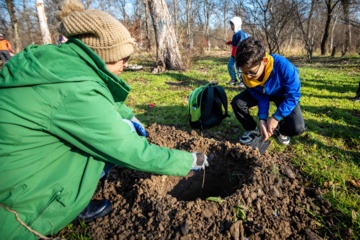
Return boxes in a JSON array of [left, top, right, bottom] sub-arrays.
[[57, 0, 135, 63]]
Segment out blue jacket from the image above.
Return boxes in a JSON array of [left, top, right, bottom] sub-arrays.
[[248, 54, 300, 121], [231, 30, 248, 57]]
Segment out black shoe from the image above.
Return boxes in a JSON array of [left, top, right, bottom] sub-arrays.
[[78, 199, 112, 222]]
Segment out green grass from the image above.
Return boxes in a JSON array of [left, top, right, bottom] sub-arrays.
[[123, 53, 360, 238]]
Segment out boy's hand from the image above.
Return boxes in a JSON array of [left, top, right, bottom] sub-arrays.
[[259, 120, 270, 140], [226, 40, 232, 45], [266, 117, 279, 136]]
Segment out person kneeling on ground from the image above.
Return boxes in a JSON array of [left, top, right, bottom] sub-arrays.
[[0, 0, 208, 239], [230, 37, 306, 146]]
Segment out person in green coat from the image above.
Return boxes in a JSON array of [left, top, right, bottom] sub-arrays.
[[0, 0, 208, 239]]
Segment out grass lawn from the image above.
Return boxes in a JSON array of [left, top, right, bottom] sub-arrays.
[[123, 52, 360, 238]]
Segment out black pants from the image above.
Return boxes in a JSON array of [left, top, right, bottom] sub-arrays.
[[0, 50, 11, 64], [231, 89, 306, 137]]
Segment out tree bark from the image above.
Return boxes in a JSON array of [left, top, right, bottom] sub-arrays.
[[320, 0, 340, 55], [143, 0, 152, 50], [36, 0, 52, 44], [340, 0, 350, 56], [148, 0, 183, 72], [186, 0, 193, 49]]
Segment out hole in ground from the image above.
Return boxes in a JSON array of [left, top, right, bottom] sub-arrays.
[[168, 171, 238, 201], [168, 149, 250, 201]]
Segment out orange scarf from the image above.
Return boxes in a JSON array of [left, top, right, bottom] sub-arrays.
[[242, 53, 274, 88]]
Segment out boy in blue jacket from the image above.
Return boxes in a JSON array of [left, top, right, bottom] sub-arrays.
[[231, 37, 306, 145], [226, 16, 248, 88]]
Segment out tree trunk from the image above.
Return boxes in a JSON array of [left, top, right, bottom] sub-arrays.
[[320, 0, 340, 55], [5, 0, 21, 52], [148, 0, 183, 72], [330, 15, 338, 53], [186, 0, 193, 49], [143, 0, 152, 51], [36, 0, 52, 44], [223, 1, 228, 50], [340, 0, 350, 56], [22, 0, 35, 44]]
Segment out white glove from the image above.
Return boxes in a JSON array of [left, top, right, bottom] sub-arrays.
[[131, 116, 145, 129], [130, 116, 147, 137], [191, 152, 209, 171]]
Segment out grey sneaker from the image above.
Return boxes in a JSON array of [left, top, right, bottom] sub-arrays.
[[239, 128, 261, 145], [238, 82, 246, 88], [227, 79, 238, 85], [274, 128, 290, 145]]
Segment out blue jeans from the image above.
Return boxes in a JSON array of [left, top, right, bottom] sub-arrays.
[[228, 56, 237, 81]]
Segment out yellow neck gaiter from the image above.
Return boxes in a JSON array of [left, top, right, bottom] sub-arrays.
[[242, 53, 274, 88]]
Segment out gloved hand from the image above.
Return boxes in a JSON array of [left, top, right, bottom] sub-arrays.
[[191, 152, 209, 171], [130, 116, 147, 137], [226, 40, 232, 45]]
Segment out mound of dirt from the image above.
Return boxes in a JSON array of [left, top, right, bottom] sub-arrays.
[[58, 124, 338, 239]]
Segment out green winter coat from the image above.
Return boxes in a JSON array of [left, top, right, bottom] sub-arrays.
[[0, 38, 193, 239]]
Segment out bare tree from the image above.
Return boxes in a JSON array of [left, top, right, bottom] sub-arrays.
[[340, 0, 350, 56], [148, 0, 183, 72], [295, 0, 317, 60], [186, 0, 193, 49], [221, 0, 232, 42], [36, 0, 52, 44], [117, 0, 128, 23], [201, 0, 217, 51], [320, 0, 341, 55], [1, 0, 359, 55], [143, 0, 152, 50], [173, 0, 178, 37]]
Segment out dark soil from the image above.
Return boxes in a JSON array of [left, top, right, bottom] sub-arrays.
[[58, 124, 345, 240]]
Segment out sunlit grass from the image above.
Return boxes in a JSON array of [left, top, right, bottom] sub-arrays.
[[123, 53, 360, 237]]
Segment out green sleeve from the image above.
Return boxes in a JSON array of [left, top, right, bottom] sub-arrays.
[[114, 102, 134, 120], [49, 83, 193, 176]]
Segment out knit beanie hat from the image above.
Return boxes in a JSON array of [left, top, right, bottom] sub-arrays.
[[57, 0, 135, 63]]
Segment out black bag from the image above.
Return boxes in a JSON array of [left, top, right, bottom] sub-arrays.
[[188, 81, 229, 130]]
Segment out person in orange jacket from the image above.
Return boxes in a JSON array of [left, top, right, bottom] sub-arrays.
[[0, 33, 15, 65]]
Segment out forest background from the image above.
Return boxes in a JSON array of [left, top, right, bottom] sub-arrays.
[[1, 0, 360, 62]]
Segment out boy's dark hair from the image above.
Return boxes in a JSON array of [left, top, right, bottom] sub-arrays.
[[235, 37, 265, 68]]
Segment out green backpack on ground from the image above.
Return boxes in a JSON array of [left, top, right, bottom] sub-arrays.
[[188, 81, 229, 130]]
